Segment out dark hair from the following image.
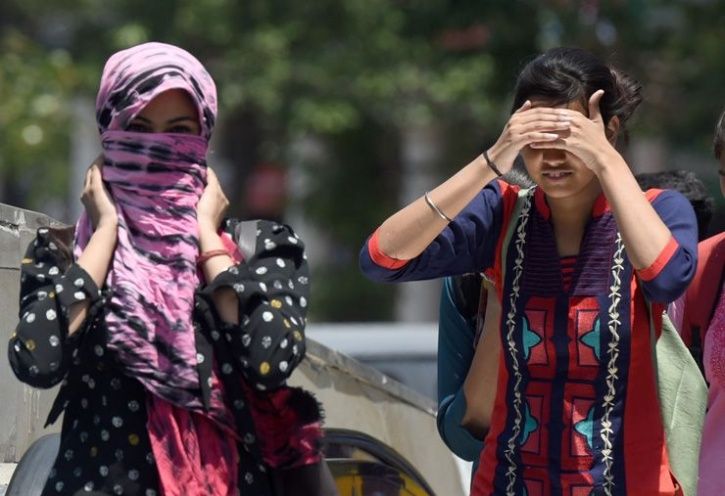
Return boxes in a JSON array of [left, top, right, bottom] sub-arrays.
[[512, 47, 642, 135], [635, 170, 714, 241], [714, 109, 725, 160]]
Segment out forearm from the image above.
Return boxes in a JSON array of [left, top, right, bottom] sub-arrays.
[[69, 223, 117, 335], [596, 151, 672, 270], [199, 220, 310, 388], [461, 322, 499, 435], [199, 223, 237, 324], [437, 390, 485, 461], [377, 155, 498, 260]]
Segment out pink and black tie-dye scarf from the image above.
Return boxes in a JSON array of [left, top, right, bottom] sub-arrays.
[[75, 42, 243, 494], [75, 42, 224, 413]]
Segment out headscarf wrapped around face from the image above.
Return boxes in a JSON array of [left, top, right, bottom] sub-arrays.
[[74, 42, 233, 424], [95, 41, 217, 139]]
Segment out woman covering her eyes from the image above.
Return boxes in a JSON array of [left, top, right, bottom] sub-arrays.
[[9, 42, 336, 496], [360, 47, 699, 495]]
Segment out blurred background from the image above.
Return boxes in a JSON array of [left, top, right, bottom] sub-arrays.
[[2, 0, 723, 330]]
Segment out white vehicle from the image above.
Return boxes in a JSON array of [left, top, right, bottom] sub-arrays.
[[307, 322, 439, 400], [307, 323, 474, 493]]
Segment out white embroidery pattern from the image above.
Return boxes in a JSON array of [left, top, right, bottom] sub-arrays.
[[600, 232, 625, 495], [503, 190, 534, 496]]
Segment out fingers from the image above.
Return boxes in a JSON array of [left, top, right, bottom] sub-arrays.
[[517, 133, 563, 151], [507, 119, 570, 151], [514, 100, 532, 114], [515, 108, 572, 125], [88, 164, 102, 188], [83, 166, 92, 192], [516, 119, 571, 134], [526, 132, 563, 143], [206, 168, 228, 199], [206, 167, 219, 186], [588, 90, 604, 122], [87, 164, 114, 202], [92, 153, 104, 168], [529, 138, 568, 149]]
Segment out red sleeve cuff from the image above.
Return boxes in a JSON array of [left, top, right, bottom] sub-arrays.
[[636, 237, 679, 282], [367, 229, 409, 270]]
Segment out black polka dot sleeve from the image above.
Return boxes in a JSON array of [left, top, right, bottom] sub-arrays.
[[8, 228, 102, 388], [200, 221, 310, 391]]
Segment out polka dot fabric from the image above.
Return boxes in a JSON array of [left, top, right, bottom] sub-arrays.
[[198, 220, 311, 392], [11, 227, 103, 389], [9, 221, 321, 496], [45, 367, 160, 496]]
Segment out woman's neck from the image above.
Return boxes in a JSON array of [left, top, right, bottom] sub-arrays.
[[547, 179, 601, 224], [546, 179, 602, 256]]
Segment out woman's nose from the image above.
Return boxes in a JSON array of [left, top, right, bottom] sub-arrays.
[[542, 148, 567, 166]]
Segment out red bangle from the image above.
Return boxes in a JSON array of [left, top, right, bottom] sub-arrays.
[[197, 249, 230, 265]]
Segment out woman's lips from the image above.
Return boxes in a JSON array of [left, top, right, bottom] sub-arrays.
[[542, 170, 572, 181]]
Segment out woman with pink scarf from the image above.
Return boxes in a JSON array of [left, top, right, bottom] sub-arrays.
[[9, 42, 334, 496]]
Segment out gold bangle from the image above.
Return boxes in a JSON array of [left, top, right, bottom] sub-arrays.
[[424, 191, 452, 222]]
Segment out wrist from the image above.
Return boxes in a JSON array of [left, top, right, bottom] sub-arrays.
[[483, 142, 512, 175], [486, 141, 504, 162], [198, 219, 220, 239], [94, 220, 118, 237], [592, 147, 625, 177], [197, 217, 219, 231], [481, 148, 504, 177], [198, 227, 224, 252], [197, 249, 231, 265]]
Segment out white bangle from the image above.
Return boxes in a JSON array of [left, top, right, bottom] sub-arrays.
[[424, 191, 452, 223]]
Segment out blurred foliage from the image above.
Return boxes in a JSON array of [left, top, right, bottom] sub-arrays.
[[1, 0, 723, 320]]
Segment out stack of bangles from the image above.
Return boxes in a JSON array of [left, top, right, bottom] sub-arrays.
[[424, 148, 503, 223], [197, 249, 230, 265]]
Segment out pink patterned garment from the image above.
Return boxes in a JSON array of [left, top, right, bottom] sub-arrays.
[[75, 42, 220, 414], [74, 42, 239, 495], [698, 282, 725, 496]]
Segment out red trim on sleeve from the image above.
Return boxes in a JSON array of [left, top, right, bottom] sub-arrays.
[[644, 188, 665, 203], [636, 236, 679, 282], [367, 229, 409, 270], [684, 232, 725, 338]]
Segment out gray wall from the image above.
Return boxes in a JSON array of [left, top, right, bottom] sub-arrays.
[[0, 204, 63, 463]]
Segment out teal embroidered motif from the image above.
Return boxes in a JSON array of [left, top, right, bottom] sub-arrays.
[[519, 401, 539, 446], [574, 406, 595, 451], [580, 317, 602, 361], [521, 315, 542, 361]]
